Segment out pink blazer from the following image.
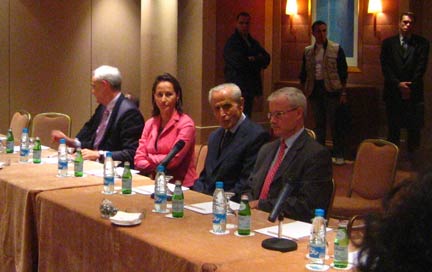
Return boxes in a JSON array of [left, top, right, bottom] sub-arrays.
[[134, 111, 197, 187]]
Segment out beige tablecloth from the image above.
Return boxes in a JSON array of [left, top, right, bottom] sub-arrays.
[[35, 185, 330, 272], [0, 151, 149, 272]]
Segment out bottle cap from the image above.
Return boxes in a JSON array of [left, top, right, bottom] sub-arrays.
[[22, 128, 28, 133], [175, 180, 182, 186], [156, 165, 165, 172], [105, 151, 112, 157], [59, 138, 66, 144], [124, 161, 130, 167], [35, 137, 40, 141], [315, 208, 325, 217], [215, 181, 224, 189], [241, 194, 249, 201]]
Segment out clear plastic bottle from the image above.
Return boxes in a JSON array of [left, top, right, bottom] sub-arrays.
[[172, 180, 184, 218], [74, 144, 84, 177], [309, 208, 327, 265], [57, 138, 68, 176], [6, 128, 14, 153], [212, 181, 227, 234], [334, 221, 349, 268], [33, 137, 42, 164], [237, 194, 251, 235], [19, 128, 29, 163], [154, 165, 167, 213], [103, 151, 115, 194], [121, 161, 132, 194]]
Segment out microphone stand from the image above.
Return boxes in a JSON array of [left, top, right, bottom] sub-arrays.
[[261, 214, 297, 252]]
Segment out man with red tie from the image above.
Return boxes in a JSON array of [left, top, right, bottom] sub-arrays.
[[245, 87, 332, 222]]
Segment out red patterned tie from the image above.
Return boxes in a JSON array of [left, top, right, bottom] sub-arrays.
[[259, 141, 287, 200], [93, 109, 110, 149]]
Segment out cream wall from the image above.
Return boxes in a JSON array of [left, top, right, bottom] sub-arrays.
[[0, 0, 140, 137]]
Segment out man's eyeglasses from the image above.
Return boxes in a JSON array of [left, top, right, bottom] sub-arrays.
[[267, 107, 298, 120]]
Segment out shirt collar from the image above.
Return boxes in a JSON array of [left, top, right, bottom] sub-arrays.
[[227, 113, 246, 134], [283, 127, 305, 150], [105, 92, 121, 112]]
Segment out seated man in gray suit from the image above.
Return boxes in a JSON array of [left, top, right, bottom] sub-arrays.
[[192, 83, 270, 201], [246, 87, 332, 222]]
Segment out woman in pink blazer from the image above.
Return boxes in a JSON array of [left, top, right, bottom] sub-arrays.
[[134, 73, 197, 187]]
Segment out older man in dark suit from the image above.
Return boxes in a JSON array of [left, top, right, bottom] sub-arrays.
[[52, 65, 144, 166], [246, 87, 332, 222], [192, 83, 269, 202], [381, 12, 430, 156]]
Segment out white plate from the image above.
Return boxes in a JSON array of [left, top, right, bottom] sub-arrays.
[[110, 218, 141, 226], [305, 264, 330, 271]]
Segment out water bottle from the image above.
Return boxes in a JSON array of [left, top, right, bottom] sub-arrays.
[[33, 137, 42, 164], [309, 208, 327, 265], [6, 128, 14, 153], [74, 144, 84, 177], [172, 180, 184, 218], [103, 151, 115, 194], [154, 165, 167, 213], [212, 181, 227, 234], [57, 138, 68, 176], [334, 221, 349, 268], [19, 128, 29, 163], [121, 161, 132, 194], [237, 194, 251, 235]]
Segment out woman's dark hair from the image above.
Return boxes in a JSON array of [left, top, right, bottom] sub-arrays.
[[357, 172, 432, 272], [151, 73, 183, 116]]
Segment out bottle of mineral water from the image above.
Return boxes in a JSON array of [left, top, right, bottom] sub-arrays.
[[19, 128, 29, 163], [172, 180, 184, 218], [309, 209, 326, 265], [57, 138, 68, 176], [6, 128, 14, 153], [154, 165, 167, 213], [32, 137, 42, 164], [121, 161, 132, 194], [74, 145, 84, 177], [103, 151, 115, 194], [212, 181, 227, 234], [237, 194, 251, 235], [334, 221, 349, 268]]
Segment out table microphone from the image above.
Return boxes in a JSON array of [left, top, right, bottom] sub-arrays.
[[158, 140, 185, 168], [262, 181, 297, 252]]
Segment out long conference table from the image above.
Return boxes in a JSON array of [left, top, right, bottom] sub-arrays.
[[0, 145, 355, 272]]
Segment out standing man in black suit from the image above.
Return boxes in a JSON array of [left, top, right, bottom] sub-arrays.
[[192, 83, 269, 201], [246, 87, 332, 222], [224, 12, 271, 117], [52, 65, 144, 166], [381, 12, 430, 158]]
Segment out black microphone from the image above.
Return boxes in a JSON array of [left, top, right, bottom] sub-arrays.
[[158, 140, 186, 168], [268, 182, 294, 223]]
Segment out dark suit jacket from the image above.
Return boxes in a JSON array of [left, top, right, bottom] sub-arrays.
[[76, 93, 144, 165], [193, 118, 270, 201], [246, 130, 332, 222], [381, 34, 430, 104], [224, 30, 270, 98]]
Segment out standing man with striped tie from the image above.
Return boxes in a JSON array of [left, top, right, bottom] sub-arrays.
[[52, 65, 144, 166], [245, 87, 332, 222]]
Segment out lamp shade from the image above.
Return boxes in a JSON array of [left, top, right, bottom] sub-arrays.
[[285, 0, 297, 15], [368, 0, 382, 14]]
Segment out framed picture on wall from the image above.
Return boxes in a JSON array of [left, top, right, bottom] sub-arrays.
[[312, 0, 359, 67]]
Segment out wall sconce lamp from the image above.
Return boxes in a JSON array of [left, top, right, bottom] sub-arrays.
[[368, 0, 382, 35], [285, 0, 297, 33]]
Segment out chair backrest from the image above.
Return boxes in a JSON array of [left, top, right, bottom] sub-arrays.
[[10, 110, 31, 145], [305, 128, 316, 140], [31, 112, 71, 149], [350, 139, 399, 200], [194, 144, 203, 167], [326, 178, 336, 221], [196, 144, 208, 175]]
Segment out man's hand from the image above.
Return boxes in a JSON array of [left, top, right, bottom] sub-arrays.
[[249, 200, 259, 209], [81, 149, 100, 161], [399, 81, 412, 100]]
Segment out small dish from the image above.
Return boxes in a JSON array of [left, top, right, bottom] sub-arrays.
[[305, 263, 330, 271], [234, 231, 255, 237], [110, 218, 141, 226], [209, 230, 230, 235]]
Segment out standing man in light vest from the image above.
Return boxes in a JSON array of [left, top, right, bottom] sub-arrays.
[[299, 20, 348, 165]]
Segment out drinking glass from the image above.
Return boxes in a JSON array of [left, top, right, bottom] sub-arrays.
[[28, 137, 34, 159], [224, 192, 237, 229], [113, 160, 122, 177]]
